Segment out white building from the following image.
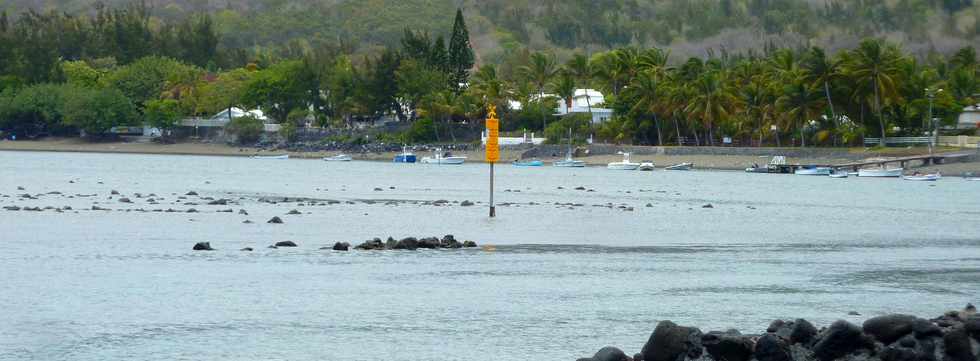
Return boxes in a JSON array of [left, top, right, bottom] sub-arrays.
[[957, 104, 980, 130], [554, 89, 613, 124]]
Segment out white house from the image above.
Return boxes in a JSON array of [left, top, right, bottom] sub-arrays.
[[957, 104, 980, 130], [554, 89, 614, 124]]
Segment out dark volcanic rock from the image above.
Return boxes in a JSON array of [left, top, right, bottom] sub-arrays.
[[240, 247, 253, 251], [863, 314, 927, 345], [192, 242, 214, 251], [440, 235, 462, 248], [812, 320, 871, 361], [286, 209, 301, 215], [592, 346, 630, 361], [110, 190, 120, 195], [944, 325, 977, 361], [208, 198, 229, 205], [393, 237, 419, 250], [755, 333, 792, 361], [186, 191, 198, 196], [355, 238, 385, 250], [118, 197, 132, 203], [791, 319, 818, 345], [460, 200, 474, 206], [3, 206, 21, 211], [267, 216, 283, 224], [417, 237, 440, 249], [332, 242, 350, 251], [462, 240, 477, 247], [274, 241, 298, 247], [640, 320, 704, 361], [703, 332, 755, 361]]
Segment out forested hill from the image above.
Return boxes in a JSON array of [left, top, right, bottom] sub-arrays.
[[3, 0, 980, 62]]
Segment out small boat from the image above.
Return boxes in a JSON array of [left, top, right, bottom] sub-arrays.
[[829, 171, 849, 179], [665, 162, 694, 171], [420, 149, 466, 165], [967, 178, 980, 181], [513, 159, 544, 167], [858, 167, 903, 177], [745, 166, 769, 173], [393, 147, 417, 163], [608, 152, 640, 170], [795, 165, 832, 176], [745, 156, 785, 173], [847, 172, 859, 176], [251, 154, 289, 160], [903, 172, 941, 181], [554, 129, 586, 167], [638, 162, 656, 171], [323, 154, 352, 162]]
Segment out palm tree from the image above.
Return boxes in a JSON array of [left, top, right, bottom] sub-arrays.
[[470, 64, 509, 110], [550, 70, 576, 110], [776, 72, 826, 147], [840, 39, 904, 145], [627, 70, 666, 145], [684, 71, 737, 146], [519, 52, 558, 130], [802, 47, 840, 144], [566, 54, 593, 115]]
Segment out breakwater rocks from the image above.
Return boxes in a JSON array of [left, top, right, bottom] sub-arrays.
[[576, 305, 979, 361], [192, 235, 478, 252]]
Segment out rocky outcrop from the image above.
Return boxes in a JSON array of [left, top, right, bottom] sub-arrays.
[[273, 241, 298, 247], [267, 216, 283, 224], [331, 242, 350, 251], [192, 242, 214, 251]]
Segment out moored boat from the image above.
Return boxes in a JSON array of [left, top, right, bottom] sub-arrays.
[[665, 162, 693, 171], [903, 172, 941, 181], [553, 129, 586, 167], [638, 162, 656, 171], [420, 149, 466, 165], [607, 152, 640, 170], [251, 154, 289, 160], [513, 159, 544, 167], [829, 171, 849, 178], [795, 165, 832, 176], [858, 167, 903, 177], [323, 154, 352, 162], [393, 147, 417, 163]]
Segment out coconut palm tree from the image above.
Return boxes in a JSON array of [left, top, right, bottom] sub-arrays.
[[470, 64, 509, 110], [627, 70, 666, 145], [840, 39, 904, 145], [684, 71, 737, 146], [566, 54, 593, 115], [519, 52, 558, 130], [801, 47, 840, 144], [550, 70, 576, 110], [776, 72, 826, 147]]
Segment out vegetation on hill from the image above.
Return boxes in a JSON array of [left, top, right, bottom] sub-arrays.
[[0, 1, 977, 146]]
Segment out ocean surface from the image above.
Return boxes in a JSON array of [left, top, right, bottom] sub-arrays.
[[1, 151, 978, 361]]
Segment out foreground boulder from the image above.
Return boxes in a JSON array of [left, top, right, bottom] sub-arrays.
[[768, 318, 818, 345], [754, 333, 791, 361], [192, 242, 214, 251], [812, 320, 872, 361], [702, 332, 754, 361], [944, 325, 979, 361], [863, 314, 933, 345], [640, 320, 703, 361], [591, 346, 630, 361]]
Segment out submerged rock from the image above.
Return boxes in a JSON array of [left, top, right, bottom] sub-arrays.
[[460, 200, 474, 206], [274, 241, 298, 247], [355, 238, 385, 250], [192, 242, 214, 251], [286, 209, 301, 215], [463, 240, 477, 248], [267, 216, 283, 224]]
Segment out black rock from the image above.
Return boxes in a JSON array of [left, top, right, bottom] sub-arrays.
[[267, 216, 283, 224], [110, 190, 120, 195], [394, 237, 419, 250], [274, 241, 298, 247], [186, 208, 198, 213], [186, 191, 198, 196], [118, 197, 132, 203], [332, 242, 350, 251], [964, 316, 980, 336], [208, 199, 229, 205], [91, 206, 109, 211], [3, 206, 21, 211], [812, 320, 871, 361], [592, 346, 630, 361], [243, 220, 253, 224], [791, 319, 818, 345], [239, 209, 248, 215], [881, 345, 918, 361], [355, 238, 385, 250], [240, 247, 253, 251], [192, 242, 214, 251], [640, 320, 704, 361], [702, 333, 754, 361], [863, 314, 924, 345], [755, 333, 791, 361], [462, 240, 477, 247], [286, 209, 301, 215], [385, 237, 398, 249], [440, 235, 462, 248], [417, 237, 440, 249], [702, 204, 714, 208], [460, 200, 474, 206], [944, 325, 977, 361]]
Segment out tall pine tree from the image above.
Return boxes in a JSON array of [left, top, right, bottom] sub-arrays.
[[447, 8, 474, 93]]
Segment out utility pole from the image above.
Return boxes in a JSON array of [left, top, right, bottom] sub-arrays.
[[926, 88, 943, 155]]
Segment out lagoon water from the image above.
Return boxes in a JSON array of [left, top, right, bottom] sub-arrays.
[[1, 151, 979, 361]]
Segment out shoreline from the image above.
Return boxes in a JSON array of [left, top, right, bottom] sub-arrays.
[[1, 138, 977, 175]]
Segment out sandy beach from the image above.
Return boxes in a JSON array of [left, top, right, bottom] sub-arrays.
[[1, 138, 977, 175]]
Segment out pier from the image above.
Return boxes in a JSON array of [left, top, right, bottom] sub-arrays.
[[763, 151, 975, 173]]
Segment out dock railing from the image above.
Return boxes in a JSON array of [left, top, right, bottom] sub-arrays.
[[863, 137, 932, 147]]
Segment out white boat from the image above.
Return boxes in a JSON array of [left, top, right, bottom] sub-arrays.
[[420, 149, 466, 165], [323, 154, 352, 162], [251, 154, 289, 160], [967, 177, 980, 181], [638, 162, 656, 171], [665, 162, 694, 171], [607, 152, 640, 170], [795, 166, 832, 176], [903, 172, 941, 181], [745, 156, 785, 173], [829, 171, 849, 179], [554, 129, 586, 167], [858, 167, 903, 177]]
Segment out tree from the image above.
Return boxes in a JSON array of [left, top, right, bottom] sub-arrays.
[[776, 73, 826, 147], [225, 115, 264, 144], [550, 71, 576, 109], [627, 71, 666, 145], [840, 39, 904, 144], [684, 71, 737, 145], [106, 56, 202, 111], [801, 47, 840, 143], [0, 83, 73, 137], [144, 99, 182, 133], [519, 52, 558, 130], [241, 60, 317, 123], [62, 88, 138, 137], [396, 59, 447, 121], [447, 8, 474, 93], [566, 54, 594, 115]]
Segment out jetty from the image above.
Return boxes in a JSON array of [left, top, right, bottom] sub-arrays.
[[764, 151, 975, 173]]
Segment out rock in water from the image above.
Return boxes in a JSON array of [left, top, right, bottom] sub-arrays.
[[592, 346, 629, 361], [417, 237, 440, 249], [393, 237, 419, 250], [332, 242, 350, 251], [462, 240, 477, 248], [355, 238, 385, 250], [267, 216, 283, 224], [186, 191, 198, 196], [118, 197, 132, 203], [460, 200, 474, 206], [754, 333, 791, 361], [239, 209, 248, 215], [110, 190, 120, 195], [863, 314, 928, 345], [240, 247, 253, 251], [702, 333, 755, 361], [640, 320, 704, 361], [812, 320, 870, 361], [274, 241, 298, 247], [208, 199, 229, 205], [286, 209, 301, 215], [192, 242, 214, 251]]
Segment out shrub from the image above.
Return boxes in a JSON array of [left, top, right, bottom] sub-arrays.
[[226, 115, 264, 144]]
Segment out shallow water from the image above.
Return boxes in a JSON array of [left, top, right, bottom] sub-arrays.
[[1, 151, 978, 360]]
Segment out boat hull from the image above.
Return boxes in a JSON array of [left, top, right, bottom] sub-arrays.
[[607, 163, 640, 170], [903, 174, 941, 181], [795, 167, 832, 176], [323, 155, 352, 161], [393, 154, 417, 163], [829, 173, 848, 179], [665, 163, 693, 171], [513, 160, 544, 167], [858, 168, 903, 177], [252, 155, 289, 160], [637, 163, 655, 171], [421, 157, 466, 165], [554, 160, 586, 167]]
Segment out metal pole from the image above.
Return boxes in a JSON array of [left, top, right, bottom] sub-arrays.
[[928, 93, 934, 155], [489, 162, 495, 217]]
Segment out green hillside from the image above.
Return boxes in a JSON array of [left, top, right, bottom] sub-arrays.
[[3, 0, 980, 61]]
